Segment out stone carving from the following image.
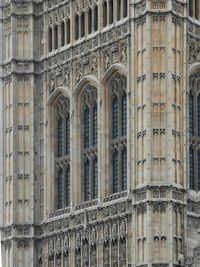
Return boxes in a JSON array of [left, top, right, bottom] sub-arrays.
[[105, 53, 111, 70], [48, 239, 54, 261], [49, 77, 55, 94], [63, 70, 70, 87], [76, 63, 83, 82], [120, 43, 127, 64]]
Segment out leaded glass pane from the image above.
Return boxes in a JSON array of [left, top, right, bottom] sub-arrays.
[[66, 115, 70, 155], [113, 151, 119, 193], [122, 95, 127, 137], [197, 96, 200, 138], [198, 150, 200, 191], [122, 149, 127, 191], [66, 168, 70, 206], [84, 108, 90, 149], [190, 147, 194, 190], [58, 170, 63, 209], [189, 94, 194, 136], [85, 161, 90, 201], [58, 119, 63, 158], [112, 97, 119, 139], [93, 105, 98, 146], [93, 158, 98, 199]]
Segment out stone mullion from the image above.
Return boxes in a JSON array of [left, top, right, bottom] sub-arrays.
[[85, 10, 89, 37], [107, 0, 110, 27]]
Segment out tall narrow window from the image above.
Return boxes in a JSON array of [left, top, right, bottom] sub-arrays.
[[48, 27, 52, 52], [61, 21, 65, 46], [93, 105, 98, 146], [67, 20, 70, 44], [58, 169, 63, 209], [84, 108, 90, 149], [103, 1, 107, 27], [195, 0, 199, 19], [81, 13, 85, 37], [122, 148, 127, 191], [113, 151, 119, 193], [93, 158, 98, 199], [54, 25, 58, 49], [197, 96, 200, 137], [189, 94, 194, 136], [189, 0, 193, 17], [88, 8, 92, 34], [123, 0, 128, 18], [66, 168, 70, 207], [85, 161, 90, 201], [112, 97, 119, 139], [94, 6, 98, 31], [117, 0, 121, 20], [109, 0, 113, 24], [122, 94, 127, 136], [58, 118, 63, 158], [66, 115, 70, 155], [111, 74, 127, 194], [75, 15, 79, 40], [55, 96, 70, 210], [198, 150, 200, 191], [82, 85, 98, 201], [190, 147, 194, 190]]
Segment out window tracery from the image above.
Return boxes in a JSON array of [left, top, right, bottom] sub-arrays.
[[189, 0, 199, 20], [110, 73, 127, 193], [55, 95, 71, 209], [48, 27, 52, 52], [81, 85, 98, 201], [189, 75, 200, 191]]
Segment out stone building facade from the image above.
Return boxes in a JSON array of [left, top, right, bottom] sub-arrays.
[[0, 0, 200, 266]]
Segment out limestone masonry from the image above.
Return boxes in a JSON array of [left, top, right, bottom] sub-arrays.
[[0, 0, 200, 266]]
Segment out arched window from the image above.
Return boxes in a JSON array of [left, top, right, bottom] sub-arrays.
[[109, 0, 113, 24], [117, 0, 121, 20], [61, 21, 65, 46], [94, 6, 98, 32], [55, 95, 71, 209], [75, 15, 79, 40], [81, 85, 98, 201], [123, 0, 128, 18], [66, 19, 70, 44], [88, 8, 92, 34], [103, 1, 108, 27], [81, 13, 85, 38], [48, 27, 52, 52], [110, 73, 127, 193], [189, 76, 200, 191], [54, 25, 58, 49]]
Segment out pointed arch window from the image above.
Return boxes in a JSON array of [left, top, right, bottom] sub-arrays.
[[66, 19, 70, 44], [55, 95, 71, 209], [94, 6, 98, 32], [81, 85, 98, 201], [61, 21, 65, 46], [75, 15, 79, 40], [103, 1, 108, 27], [88, 8, 92, 34], [189, 76, 200, 191], [110, 73, 127, 193], [81, 13, 85, 37], [54, 25, 58, 49], [109, 0, 113, 24], [48, 27, 52, 52]]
